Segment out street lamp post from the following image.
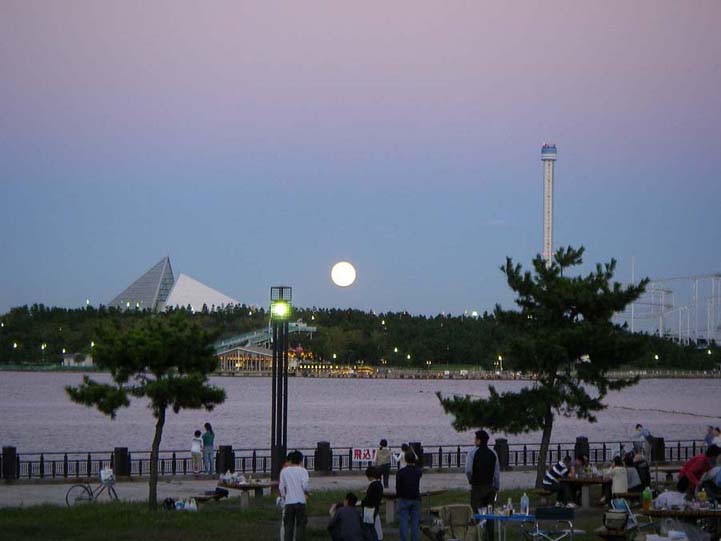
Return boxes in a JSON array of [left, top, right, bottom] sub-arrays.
[[270, 286, 292, 482]]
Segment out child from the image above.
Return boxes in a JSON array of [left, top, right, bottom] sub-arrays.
[[191, 430, 203, 474]]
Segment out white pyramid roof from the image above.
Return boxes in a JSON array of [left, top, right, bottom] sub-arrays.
[[163, 274, 238, 312]]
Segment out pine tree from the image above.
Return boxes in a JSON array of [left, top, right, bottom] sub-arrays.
[[66, 311, 226, 509], [438, 246, 648, 487]]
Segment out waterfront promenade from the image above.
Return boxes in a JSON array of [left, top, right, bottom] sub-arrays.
[[0, 470, 536, 508]]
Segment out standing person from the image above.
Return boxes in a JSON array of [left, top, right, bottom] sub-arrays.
[[705, 426, 716, 447], [191, 430, 203, 474], [713, 428, 721, 448], [677, 445, 721, 494], [542, 455, 573, 507], [465, 430, 499, 541], [396, 451, 423, 541], [362, 466, 384, 541], [280, 450, 310, 541], [634, 424, 652, 457], [202, 422, 215, 475], [374, 439, 392, 489], [397, 443, 417, 470]]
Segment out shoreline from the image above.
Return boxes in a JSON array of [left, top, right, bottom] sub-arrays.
[[2, 365, 720, 380]]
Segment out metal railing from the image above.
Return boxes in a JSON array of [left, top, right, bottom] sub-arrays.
[[3, 439, 708, 480]]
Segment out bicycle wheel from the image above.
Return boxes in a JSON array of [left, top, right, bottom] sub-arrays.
[[66, 484, 93, 506]]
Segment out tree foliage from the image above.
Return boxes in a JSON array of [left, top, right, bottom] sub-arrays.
[[66, 312, 226, 509], [438, 246, 649, 486]]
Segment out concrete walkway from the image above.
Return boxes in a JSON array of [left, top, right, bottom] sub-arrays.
[[0, 470, 536, 508]]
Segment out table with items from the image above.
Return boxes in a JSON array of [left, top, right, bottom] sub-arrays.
[[561, 476, 611, 507], [473, 512, 535, 541]]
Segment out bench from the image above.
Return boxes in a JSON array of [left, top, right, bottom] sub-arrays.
[[531, 489, 553, 506]]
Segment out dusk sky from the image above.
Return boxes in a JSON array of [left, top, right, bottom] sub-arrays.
[[1, 1, 720, 315]]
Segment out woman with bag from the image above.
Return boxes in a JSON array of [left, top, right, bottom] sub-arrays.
[[361, 466, 384, 541]]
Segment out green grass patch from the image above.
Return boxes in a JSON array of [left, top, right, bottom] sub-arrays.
[[0, 488, 607, 541]]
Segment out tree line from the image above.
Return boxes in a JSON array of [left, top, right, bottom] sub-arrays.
[[0, 301, 717, 370]]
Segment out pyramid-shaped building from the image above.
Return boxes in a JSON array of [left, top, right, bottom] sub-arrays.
[[109, 257, 239, 312], [109, 257, 176, 311], [164, 273, 238, 312]]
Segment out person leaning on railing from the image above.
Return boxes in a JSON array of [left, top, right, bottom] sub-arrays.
[[373, 439, 392, 489]]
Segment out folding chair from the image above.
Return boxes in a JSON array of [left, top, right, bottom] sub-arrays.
[[610, 498, 656, 534], [521, 507, 583, 541]]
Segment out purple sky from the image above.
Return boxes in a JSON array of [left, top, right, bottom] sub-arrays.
[[1, 1, 720, 315]]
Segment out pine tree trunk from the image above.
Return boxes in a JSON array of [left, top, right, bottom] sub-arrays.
[[148, 407, 166, 511], [535, 406, 555, 488]]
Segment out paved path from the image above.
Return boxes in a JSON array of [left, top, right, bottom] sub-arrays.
[[0, 470, 536, 508]]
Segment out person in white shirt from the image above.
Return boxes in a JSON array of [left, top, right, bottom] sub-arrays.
[[279, 450, 310, 541], [190, 430, 203, 474]]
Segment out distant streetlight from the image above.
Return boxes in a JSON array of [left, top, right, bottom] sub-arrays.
[[381, 320, 385, 326], [86, 299, 90, 306], [707, 349, 713, 355], [426, 360, 432, 370], [62, 348, 66, 354], [393, 347, 398, 353], [406, 354, 411, 360], [471, 310, 479, 318], [654, 354, 659, 360], [333, 353, 337, 360], [1, 321, 4, 327], [13, 342, 17, 349], [91, 341, 95, 348]]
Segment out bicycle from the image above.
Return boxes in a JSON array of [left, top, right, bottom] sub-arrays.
[[65, 468, 119, 506]]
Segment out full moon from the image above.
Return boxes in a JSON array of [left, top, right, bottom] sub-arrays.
[[331, 261, 356, 287]]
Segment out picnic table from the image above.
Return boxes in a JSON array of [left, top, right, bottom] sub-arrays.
[[560, 476, 610, 507], [641, 507, 721, 537], [474, 513, 535, 541], [217, 480, 277, 508], [382, 489, 447, 525]]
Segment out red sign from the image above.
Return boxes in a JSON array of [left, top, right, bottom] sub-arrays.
[[352, 448, 377, 463]]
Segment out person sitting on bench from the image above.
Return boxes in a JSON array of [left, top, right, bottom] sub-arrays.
[[543, 455, 573, 506]]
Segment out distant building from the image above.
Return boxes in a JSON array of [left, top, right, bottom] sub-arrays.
[[108, 257, 239, 312], [62, 353, 94, 368], [215, 345, 298, 373]]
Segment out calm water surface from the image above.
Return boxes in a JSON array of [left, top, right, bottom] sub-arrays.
[[1, 372, 719, 452]]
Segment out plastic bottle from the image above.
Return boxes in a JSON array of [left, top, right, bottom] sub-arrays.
[[520, 492, 530, 515], [642, 486, 652, 511], [698, 488, 707, 504], [507, 497, 513, 515]]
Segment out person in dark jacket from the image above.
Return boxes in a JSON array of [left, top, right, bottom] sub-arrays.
[[361, 466, 383, 541], [465, 430, 500, 541], [328, 493, 364, 541], [396, 451, 423, 541]]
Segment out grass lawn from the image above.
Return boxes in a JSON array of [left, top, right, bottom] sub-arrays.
[[0, 488, 607, 541]]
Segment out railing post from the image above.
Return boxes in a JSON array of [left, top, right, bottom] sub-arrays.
[[523, 445, 527, 466], [348, 449, 353, 471], [457, 446, 461, 468], [252, 450, 257, 473], [39, 454, 44, 479], [1, 447, 18, 480], [172, 452, 177, 475], [63, 453, 68, 478], [87, 453, 91, 477], [75, 459, 80, 478]]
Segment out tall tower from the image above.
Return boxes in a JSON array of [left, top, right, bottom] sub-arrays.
[[541, 143, 557, 266]]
